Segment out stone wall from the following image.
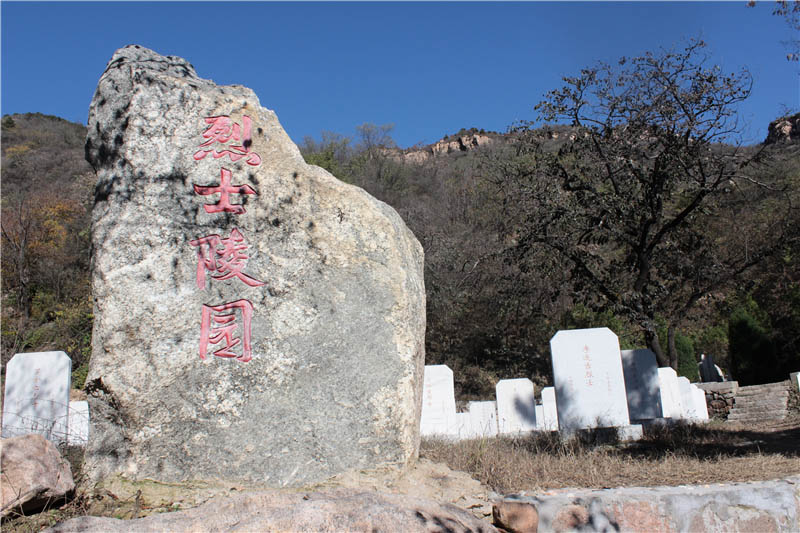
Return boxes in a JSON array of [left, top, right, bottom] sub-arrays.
[[695, 382, 739, 420]]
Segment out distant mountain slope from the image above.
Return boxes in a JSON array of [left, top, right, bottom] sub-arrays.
[[1, 113, 94, 379]]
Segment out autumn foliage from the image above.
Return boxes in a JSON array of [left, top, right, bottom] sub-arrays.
[[1, 113, 94, 385]]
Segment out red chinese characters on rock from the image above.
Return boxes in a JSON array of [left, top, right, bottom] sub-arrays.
[[189, 228, 264, 290], [190, 114, 265, 363], [193, 168, 256, 214], [199, 300, 254, 363], [193, 115, 262, 166]]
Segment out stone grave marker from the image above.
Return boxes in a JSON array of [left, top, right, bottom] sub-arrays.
[[699, 354, 724, 383], [550, 328, 630, 431], [620, 349, 663, 422], [677, 377, 700, 420], [83, 45, 425, 487], [692, 385, 710, 422], [657, 367, 684, 419], [454, 401, 498, 440], [466, 401, 498, 438], [540, 386, 559, 431], [420, 365, 457, 437], [791, 372, 800, 393], [67, 401, 90, 446], [2, 352, 71, 443], [453, 413, 470, 440], [534, 405, 544, 430], [496, 378, 537, 435]]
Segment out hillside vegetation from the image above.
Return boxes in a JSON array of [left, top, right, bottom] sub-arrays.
[[2, 44, 799, 397], [1, 113, 94, 387]]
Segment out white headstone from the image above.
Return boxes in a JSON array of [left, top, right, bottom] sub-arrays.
[[419, 365, 457, 437], [496, 378, 537, 435], [534, 405, 544, 430], [791, 372, 800, 393], [620, 349, 663, 421], [550, 328, 630, 431], [453, 413, 470, 440], [2, 351, 71, 442], [657, 367, 683, 419], [456, 401, 498, 439], [541, 386, 559, 431], [67, 401, 90, 446], [617, 424, 644, 441], [691, 385, 709, 422], [677, 377, 699, 420]]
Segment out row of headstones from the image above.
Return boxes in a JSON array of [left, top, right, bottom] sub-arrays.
[[420, 328, 710, 440], [0, 342, 719, 446], [1, 351, 89, 446]]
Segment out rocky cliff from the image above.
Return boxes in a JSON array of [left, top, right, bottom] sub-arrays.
[[765, 113, 800, 144]]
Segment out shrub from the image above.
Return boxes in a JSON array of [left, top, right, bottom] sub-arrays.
[[728, 296, 777, 385], [676, 333, 700, 382]]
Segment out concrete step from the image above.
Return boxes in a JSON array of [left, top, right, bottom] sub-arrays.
[[734, 391, 789, 400], [728, 415, 788, 423], [737, 389, 790, 396], [734, 391, 789, 398], [727, 409, 788, 418], [732, 398, 789, 406], [733, 398, 789, 406], [731, 403, 789, 410], [728, 408, 788, 418], [729, 410, 789, 419], [737, 382, 791, 393], [736, 385, 789, 393], [726, 416, 788, 424], [733, 396, 789, 405], [728, 414, 788, 422], [731, 403, 786, 413]]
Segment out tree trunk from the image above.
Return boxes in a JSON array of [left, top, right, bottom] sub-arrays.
[[667, 325, 678, 370], [645, 328, 669, 367]]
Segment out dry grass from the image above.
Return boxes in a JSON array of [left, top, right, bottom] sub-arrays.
[[4, 417, 799, 531], [420, 417, 800, 493]]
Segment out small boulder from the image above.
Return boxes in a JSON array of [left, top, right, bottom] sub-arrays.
[[493, 501, 539, 533], [1, 434, 75, 517]]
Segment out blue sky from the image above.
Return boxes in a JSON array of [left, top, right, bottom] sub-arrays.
[[2, 2, 798, 148]]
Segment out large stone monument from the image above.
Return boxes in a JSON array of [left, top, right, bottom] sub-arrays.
[[550, 328, 630, 431], [83, 46, 425, 487]]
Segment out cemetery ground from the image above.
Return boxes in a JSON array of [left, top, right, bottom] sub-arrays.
[[3, 410, 799, 532], [422, 413, 800, 494]]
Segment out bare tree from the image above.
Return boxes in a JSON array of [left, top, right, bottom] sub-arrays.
[[487, 40, 792, 368]]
